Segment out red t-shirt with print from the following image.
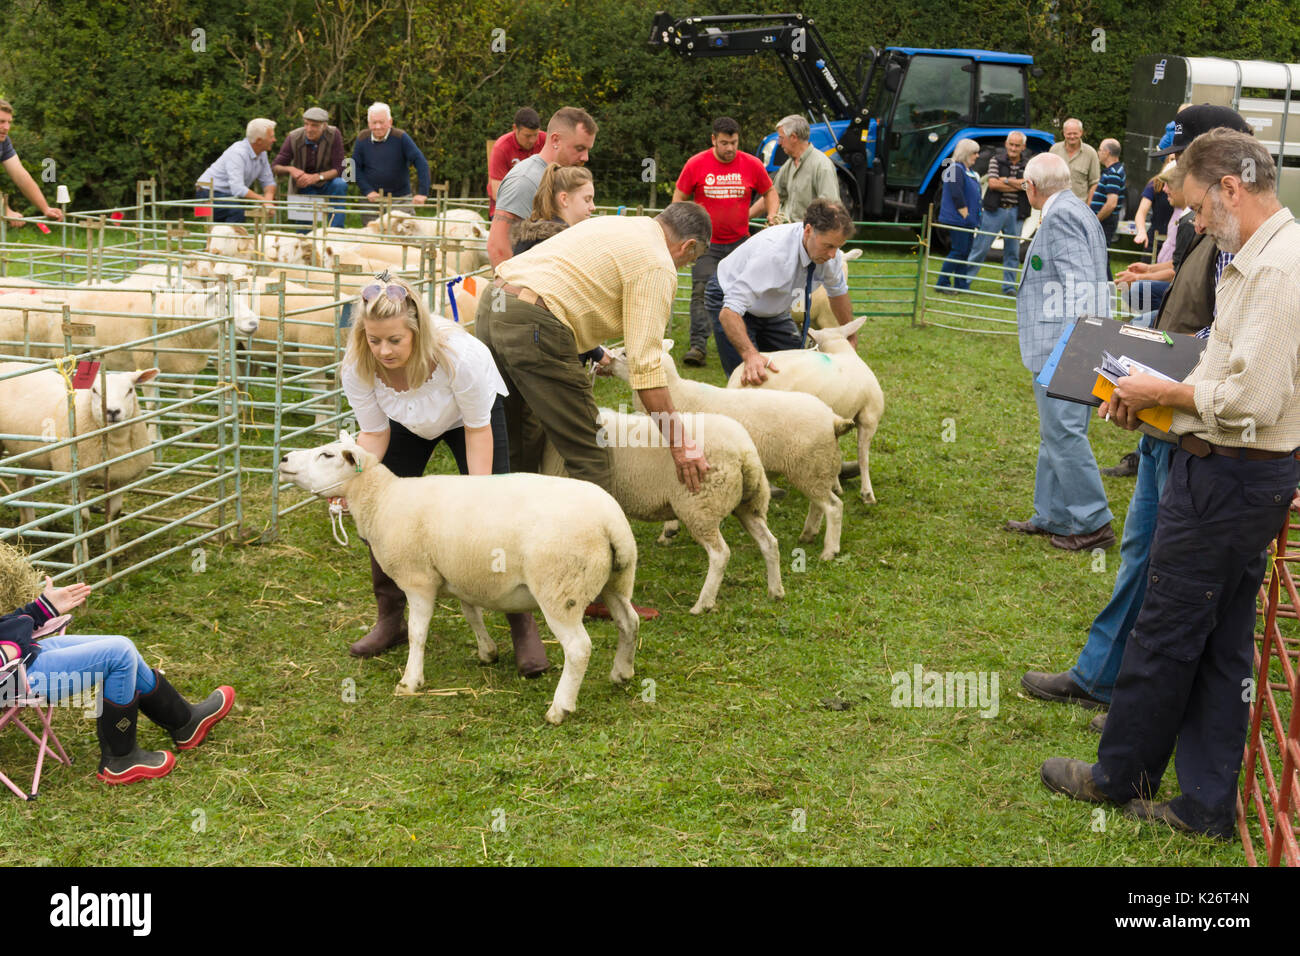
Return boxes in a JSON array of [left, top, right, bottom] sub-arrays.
[[674, 149, 773, 245]]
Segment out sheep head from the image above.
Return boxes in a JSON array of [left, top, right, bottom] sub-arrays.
[[807, 315, 867, 353], [88, 368, 159, 426], [602, 346, 631, 384], [278, 433, 376, 498]]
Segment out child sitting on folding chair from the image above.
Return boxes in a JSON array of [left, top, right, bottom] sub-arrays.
[[0, 577, 234, 785]]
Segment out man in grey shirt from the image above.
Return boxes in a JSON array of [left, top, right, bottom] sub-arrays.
[[487, 106, 598, 267], [752, 114, 841, 223]]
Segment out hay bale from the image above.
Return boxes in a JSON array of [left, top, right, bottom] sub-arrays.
[[0, 540, 42, 612]]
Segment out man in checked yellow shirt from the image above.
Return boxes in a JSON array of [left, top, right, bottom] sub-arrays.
[[1041, 129, 1300, 839], [476, 202, 713, 494]]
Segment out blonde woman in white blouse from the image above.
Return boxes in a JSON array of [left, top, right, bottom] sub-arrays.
[[339, 271, 550, 676]]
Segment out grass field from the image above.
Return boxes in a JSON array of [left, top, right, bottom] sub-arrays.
[[0, 233, 1261, 866]]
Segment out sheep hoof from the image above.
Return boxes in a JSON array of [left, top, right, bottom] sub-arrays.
[[689, 601, 713, 615], [798, 530, 817, 544], [544, 704, 571, 725], [770, 586, 786, 600], [610, 664, 635, 684], [477, 649, 499, 664], [394, 680, 422, 696], [819, 548, 839, 561], [861, 492, 877, 506]]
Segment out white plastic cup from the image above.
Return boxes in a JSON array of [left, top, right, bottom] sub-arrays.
[[55, 185, 70, 204]]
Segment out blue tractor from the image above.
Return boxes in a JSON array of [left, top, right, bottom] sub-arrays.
[[650, 11, 1054, 224]]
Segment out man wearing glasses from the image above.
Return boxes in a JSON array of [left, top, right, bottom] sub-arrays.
[[1041, 128, 1300, 840]]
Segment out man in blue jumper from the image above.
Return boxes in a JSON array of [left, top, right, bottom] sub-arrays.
[[352, 102, 430, 222]]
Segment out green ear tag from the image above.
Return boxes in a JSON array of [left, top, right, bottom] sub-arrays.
[[355, 461, 363, 473], [1030, 254, 1043, 271]]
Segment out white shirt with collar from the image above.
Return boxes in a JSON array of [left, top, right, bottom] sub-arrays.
[[715, 222, 849, 318], [341, 326, 507, 440]]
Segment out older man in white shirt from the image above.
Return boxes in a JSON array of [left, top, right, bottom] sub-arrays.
[[195, 118, 278, 223], [708, 198, 857, 384]]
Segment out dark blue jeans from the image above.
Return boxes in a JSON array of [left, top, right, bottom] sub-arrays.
[[291, 177, 349, 229], [937, 223, 975, 290], [196, 189, 246, 223], [705, 275, 803, 378], [1069, 436, 1174, 702], [1092, 448, 1299, 836]]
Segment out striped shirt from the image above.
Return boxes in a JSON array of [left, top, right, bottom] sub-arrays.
[[1089, 162, 1125, 219], [1172, 207, 1300, 450], [495, 215, 677, 390]]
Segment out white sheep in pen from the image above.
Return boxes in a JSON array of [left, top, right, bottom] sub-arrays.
[[278, 433, 640, 725], [363, 208, 489, 276], [542, 408, 782, 613], [0, 283, 258, 392], [0, 362, 159, 554], [607, 343, 853, 560], [726, 316, 884, 505]]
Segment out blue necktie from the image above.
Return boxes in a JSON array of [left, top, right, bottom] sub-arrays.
[[799, 261, 815, 347]]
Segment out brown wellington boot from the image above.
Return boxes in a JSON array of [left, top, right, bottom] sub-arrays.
[[507, 612, 550, 678], [350, 547, 409, 658]]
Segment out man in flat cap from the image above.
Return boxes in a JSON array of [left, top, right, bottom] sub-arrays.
[[273, 107, 348, 227]]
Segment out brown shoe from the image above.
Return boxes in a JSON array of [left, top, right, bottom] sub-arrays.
[[1004, 518, 1049, 535], [1101, 450, 1140, 477], [1020, 671, 1109, 710], [682, 346, 707, 367], [1123, 800, 1232, 840], [1040, 757, 1114, 804], [1050, 523, 1117, 551], [350, 547, 408, 658], [507, 612, 550, 679], [1089, 712, 1107, 734]]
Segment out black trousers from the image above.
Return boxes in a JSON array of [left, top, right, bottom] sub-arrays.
[[381, 395, 511, 478], [1092, 448, 1299, 835]]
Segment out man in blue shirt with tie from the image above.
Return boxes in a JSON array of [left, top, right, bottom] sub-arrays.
[[707, 198, 857, 384]]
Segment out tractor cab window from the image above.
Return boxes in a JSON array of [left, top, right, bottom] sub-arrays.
[[886, 55, 973, 188], [977, 63, 1028, 126]]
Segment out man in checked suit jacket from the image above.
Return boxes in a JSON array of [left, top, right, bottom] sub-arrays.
[[1005, 152, 1115, 551]]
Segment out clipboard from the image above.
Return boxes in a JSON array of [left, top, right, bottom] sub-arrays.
[[1044, 316, 1205, 407]]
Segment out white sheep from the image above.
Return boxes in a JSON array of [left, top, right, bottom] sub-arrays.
[[0, 283, 258, 389], [542, 408, 782, 613], [0, 362, 159, 554], [278, 433, 641, 724], [607, 344, 853, 560], [726, 316, 884, 505], [367, 208, 489, 276]]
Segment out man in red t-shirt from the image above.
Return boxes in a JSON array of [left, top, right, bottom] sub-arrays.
[[672, 117, 778, 366], [488, 107, 544, 216]]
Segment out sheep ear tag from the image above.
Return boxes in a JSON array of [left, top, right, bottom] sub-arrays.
[[72, 360, 101, 389]]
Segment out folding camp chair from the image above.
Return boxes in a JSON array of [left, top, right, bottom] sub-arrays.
[[0, 614, 73, 800]]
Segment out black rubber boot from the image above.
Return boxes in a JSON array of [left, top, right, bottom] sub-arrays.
[[96, 695, 175, 785], [507, 612, 550, 678], [139, 669, 235, 751], [350, 546, 408, 657]]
